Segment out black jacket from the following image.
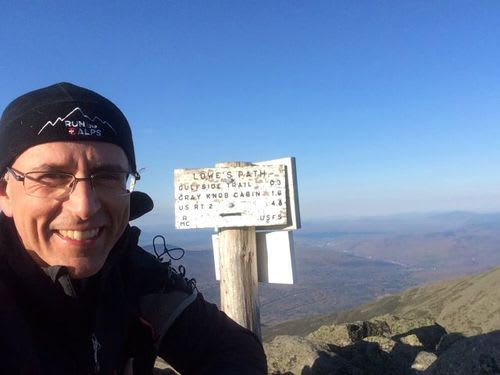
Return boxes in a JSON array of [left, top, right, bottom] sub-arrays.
[[0, 214, 267, 374]]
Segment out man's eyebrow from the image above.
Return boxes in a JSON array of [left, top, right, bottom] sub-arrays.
[[30, 163, 68, 171]]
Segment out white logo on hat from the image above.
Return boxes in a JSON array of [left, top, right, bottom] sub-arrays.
[[37, 107, 117, 136]]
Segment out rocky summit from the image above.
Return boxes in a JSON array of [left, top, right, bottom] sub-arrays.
[[265, 314, 500, 374], [263, 266, 500, 374]]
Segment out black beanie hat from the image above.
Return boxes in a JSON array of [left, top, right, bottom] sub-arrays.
[[0, 82, 136, 173]]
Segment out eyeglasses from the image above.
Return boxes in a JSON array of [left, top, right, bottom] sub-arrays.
[[4, 167, 140, 199]]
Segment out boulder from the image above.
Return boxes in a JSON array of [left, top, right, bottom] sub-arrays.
[[264, 335, 362, 375], [306, 324, 357, 347], [306, 320, 391, 347], [370, 314, 436, 336]]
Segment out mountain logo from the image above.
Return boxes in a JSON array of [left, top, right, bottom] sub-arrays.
[[37, 107, 118, 136]]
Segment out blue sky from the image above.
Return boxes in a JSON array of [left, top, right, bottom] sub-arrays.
[[1, 1, 499, 227]]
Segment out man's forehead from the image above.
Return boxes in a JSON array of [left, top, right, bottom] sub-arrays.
[[13, 141, 129, 169]]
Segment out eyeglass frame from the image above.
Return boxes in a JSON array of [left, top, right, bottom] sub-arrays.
[[3, 167, 141, 199]]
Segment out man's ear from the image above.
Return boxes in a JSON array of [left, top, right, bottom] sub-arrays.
[[0, 179, 13, 217]]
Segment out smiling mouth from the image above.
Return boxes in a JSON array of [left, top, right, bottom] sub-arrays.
[[58, 228, 100, 241]]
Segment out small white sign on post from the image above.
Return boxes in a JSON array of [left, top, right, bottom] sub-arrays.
[[256, 231, 296, 284], [174, 165, 287, 229], [212, 230, 296, 284]]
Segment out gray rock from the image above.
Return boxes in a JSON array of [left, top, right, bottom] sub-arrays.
[[306, 324, 356, 347], [264, 335, 362, 375], [306, 320, 392, 348], [411, 351, 437, 371], [153, 358, 179, 374], [400, 334, 424, 347], [363, 336, 397, 353]]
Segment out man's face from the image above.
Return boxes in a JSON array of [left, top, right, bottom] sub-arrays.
[[0, 141, 130, 278]]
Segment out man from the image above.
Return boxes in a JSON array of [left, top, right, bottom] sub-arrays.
[[0, 83, 267, 374]]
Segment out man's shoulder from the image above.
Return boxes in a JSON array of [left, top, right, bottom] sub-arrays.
[[120, 244, 169, 290], [126, 242, 165, 271]]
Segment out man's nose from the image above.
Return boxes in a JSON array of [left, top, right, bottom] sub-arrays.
[[64, 178, 101, 219]]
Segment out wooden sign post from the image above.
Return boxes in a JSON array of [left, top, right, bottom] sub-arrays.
[[216, 162, 261, 337], [174, 158, 300, 339]]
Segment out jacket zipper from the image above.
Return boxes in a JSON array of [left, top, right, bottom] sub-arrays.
[[91, 333, 101, 373]]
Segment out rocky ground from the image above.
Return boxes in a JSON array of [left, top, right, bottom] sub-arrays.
[[264, 314, 500, 374], [262, 266, 500, 374]]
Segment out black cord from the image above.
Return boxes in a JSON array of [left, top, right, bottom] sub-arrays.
[[152, 235, 185, 262], [152, 235, 197, 291]]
